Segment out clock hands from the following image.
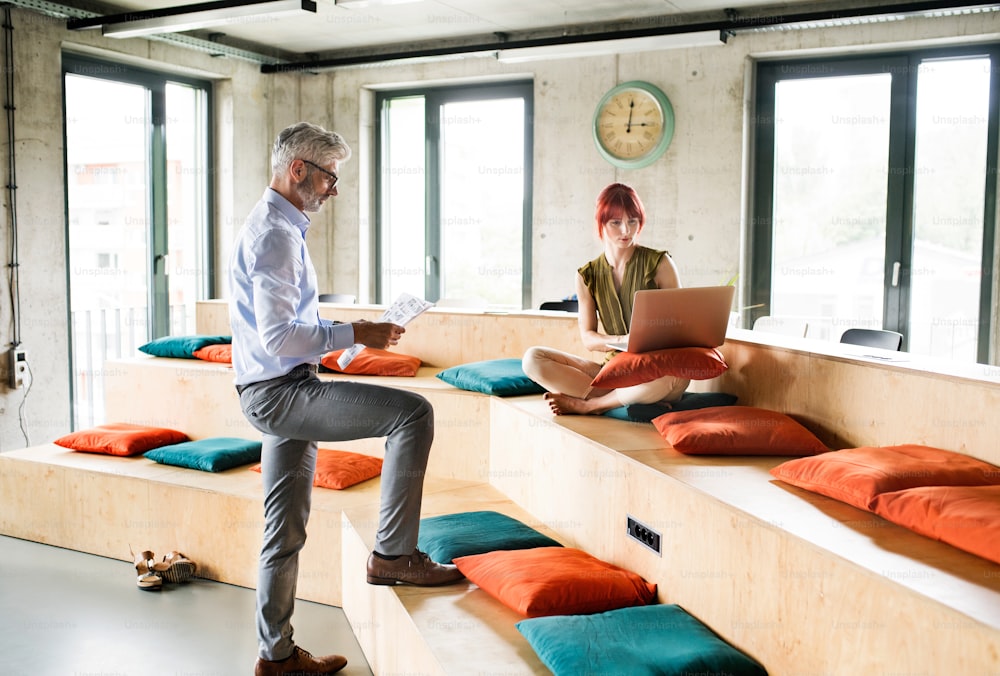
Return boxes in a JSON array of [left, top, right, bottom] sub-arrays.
[[621, 98, 659, 132]]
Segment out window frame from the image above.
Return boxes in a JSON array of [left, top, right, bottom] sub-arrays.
[[62, 53, 216, 336], [374, 80, 534, 308], [749, 44, 1000, 362], [62, 53, 214, 427]]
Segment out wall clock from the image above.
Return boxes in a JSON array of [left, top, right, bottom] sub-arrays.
[[593, 80, 674, 169]]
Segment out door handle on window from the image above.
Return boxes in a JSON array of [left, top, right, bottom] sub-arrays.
[[155, 253, 169, 276], [425, 255, 437, 276], [891, 261, 900, 287]]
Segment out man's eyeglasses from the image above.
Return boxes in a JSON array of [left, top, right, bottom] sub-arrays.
[[302, 159, 339, 189]]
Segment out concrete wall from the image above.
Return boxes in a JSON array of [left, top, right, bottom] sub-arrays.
[[0, 8, 270, 449], [0, 6, 997, 449], [323, 12, 1000, 304]]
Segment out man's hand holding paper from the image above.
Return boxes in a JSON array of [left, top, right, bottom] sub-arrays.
[[337, 293, 433, 369], [352, 320, 404, 349]]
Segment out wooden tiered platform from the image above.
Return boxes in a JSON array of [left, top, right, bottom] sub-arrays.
[[98, 357, 493, 482], [3, 300, 1000, 673], [0, 441, 396, 606], [485, 396, 1000, 674], [341, 483, 556, 675]]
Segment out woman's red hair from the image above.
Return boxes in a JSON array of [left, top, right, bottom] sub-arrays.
[[594, 183, 646, 240]]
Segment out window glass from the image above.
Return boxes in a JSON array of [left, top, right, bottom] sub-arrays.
[[771, 73, 892, 341], [64, 58, 212, 427], [753, 49, 997, 363], [378, 83, 532, 309]]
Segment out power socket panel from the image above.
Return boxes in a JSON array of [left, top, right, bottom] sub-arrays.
[[626, 514, 662, 556], [8, 347, 27, 389]]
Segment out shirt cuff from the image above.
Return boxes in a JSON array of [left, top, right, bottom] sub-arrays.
[[328, 321, 356, 351]]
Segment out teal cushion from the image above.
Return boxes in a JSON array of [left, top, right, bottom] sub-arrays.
[[138, 335, 232, 359], [516, 604, 768, 676], [139, 336, 233, 359], [604, 392, 739, 423], [418, 510, 562, 564], [144, 437, 262, 472], [435, 359, 545, 396]]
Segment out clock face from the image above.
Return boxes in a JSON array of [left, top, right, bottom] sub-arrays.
[[593, 81, 674, 169]]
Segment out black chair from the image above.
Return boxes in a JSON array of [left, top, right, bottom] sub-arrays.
[[318, 293, 356, 304], [839, 328, 903, 351], [539, 300, 578, 312]]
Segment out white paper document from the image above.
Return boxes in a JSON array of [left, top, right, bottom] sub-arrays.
[[337, 293, 434, 369]]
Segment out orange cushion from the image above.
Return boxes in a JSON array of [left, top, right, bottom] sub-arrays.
[[251, 448, 382, 490], [320, 348, 421, 377], [590, 347, 728, 388], [770, 444, 1000, 511], [192, 343, 232, 363], [453, 547, 657, 618], [652, 406, 828, 456], [870, 485, 1000, 564], [54, 423, 189, 457]]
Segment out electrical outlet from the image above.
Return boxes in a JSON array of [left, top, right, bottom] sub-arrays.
[[626, 514, 661, 556], [8, 347, 27, 389]]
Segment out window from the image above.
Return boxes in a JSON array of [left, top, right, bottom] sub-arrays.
[[376, 81, 533, 309], [63, 54, 213, 426], [750, 46, 999, 363]]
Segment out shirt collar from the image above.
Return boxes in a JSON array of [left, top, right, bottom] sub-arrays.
[[264, 187, 310, 235]]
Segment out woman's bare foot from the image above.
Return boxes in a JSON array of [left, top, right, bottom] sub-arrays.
[[544, 392, 618, 416], [544, 392, 589, 415]]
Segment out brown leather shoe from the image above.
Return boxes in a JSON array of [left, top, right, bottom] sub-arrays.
[[366, 549, 465, 586], [254, 645, 347, 676]]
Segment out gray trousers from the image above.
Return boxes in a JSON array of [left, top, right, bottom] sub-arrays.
[[237, 364, 434, 660]]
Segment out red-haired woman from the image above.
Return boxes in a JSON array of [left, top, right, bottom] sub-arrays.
[[523, 183, 689, 415]]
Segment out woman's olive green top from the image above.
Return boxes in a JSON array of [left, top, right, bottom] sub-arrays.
[[579, 245, 667, 363]]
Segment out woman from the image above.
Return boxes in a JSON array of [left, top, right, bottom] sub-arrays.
[[523, 183, 689, 415]]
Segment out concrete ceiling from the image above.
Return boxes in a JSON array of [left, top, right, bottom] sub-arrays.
[[48, 0, 991, 66]]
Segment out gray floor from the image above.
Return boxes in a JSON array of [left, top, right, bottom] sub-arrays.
[[0, 535, 373, 676]]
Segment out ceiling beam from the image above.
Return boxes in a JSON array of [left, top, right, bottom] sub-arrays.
[[6, 0, 290, 63], [261, 0, 999, 73], [67, 0, 316, 38]]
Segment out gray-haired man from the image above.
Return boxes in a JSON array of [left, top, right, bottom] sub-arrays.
[[229, 122, 463, 676]]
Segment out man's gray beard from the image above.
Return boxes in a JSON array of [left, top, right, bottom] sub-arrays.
[[294, 181, 323, 212]]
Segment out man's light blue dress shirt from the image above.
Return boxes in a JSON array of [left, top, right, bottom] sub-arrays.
[[229, 188, 355, 387]]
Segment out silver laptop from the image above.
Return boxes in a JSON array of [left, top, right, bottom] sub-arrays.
[[606, 286, 736, 353]]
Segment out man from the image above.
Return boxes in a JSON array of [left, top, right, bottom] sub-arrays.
[[229, 122, 464, 676]]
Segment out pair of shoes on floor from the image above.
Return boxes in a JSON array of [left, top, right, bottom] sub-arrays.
[[255, 645, 347, 676], [130, 547, 197, 591], [366, 548, 465, 586]]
